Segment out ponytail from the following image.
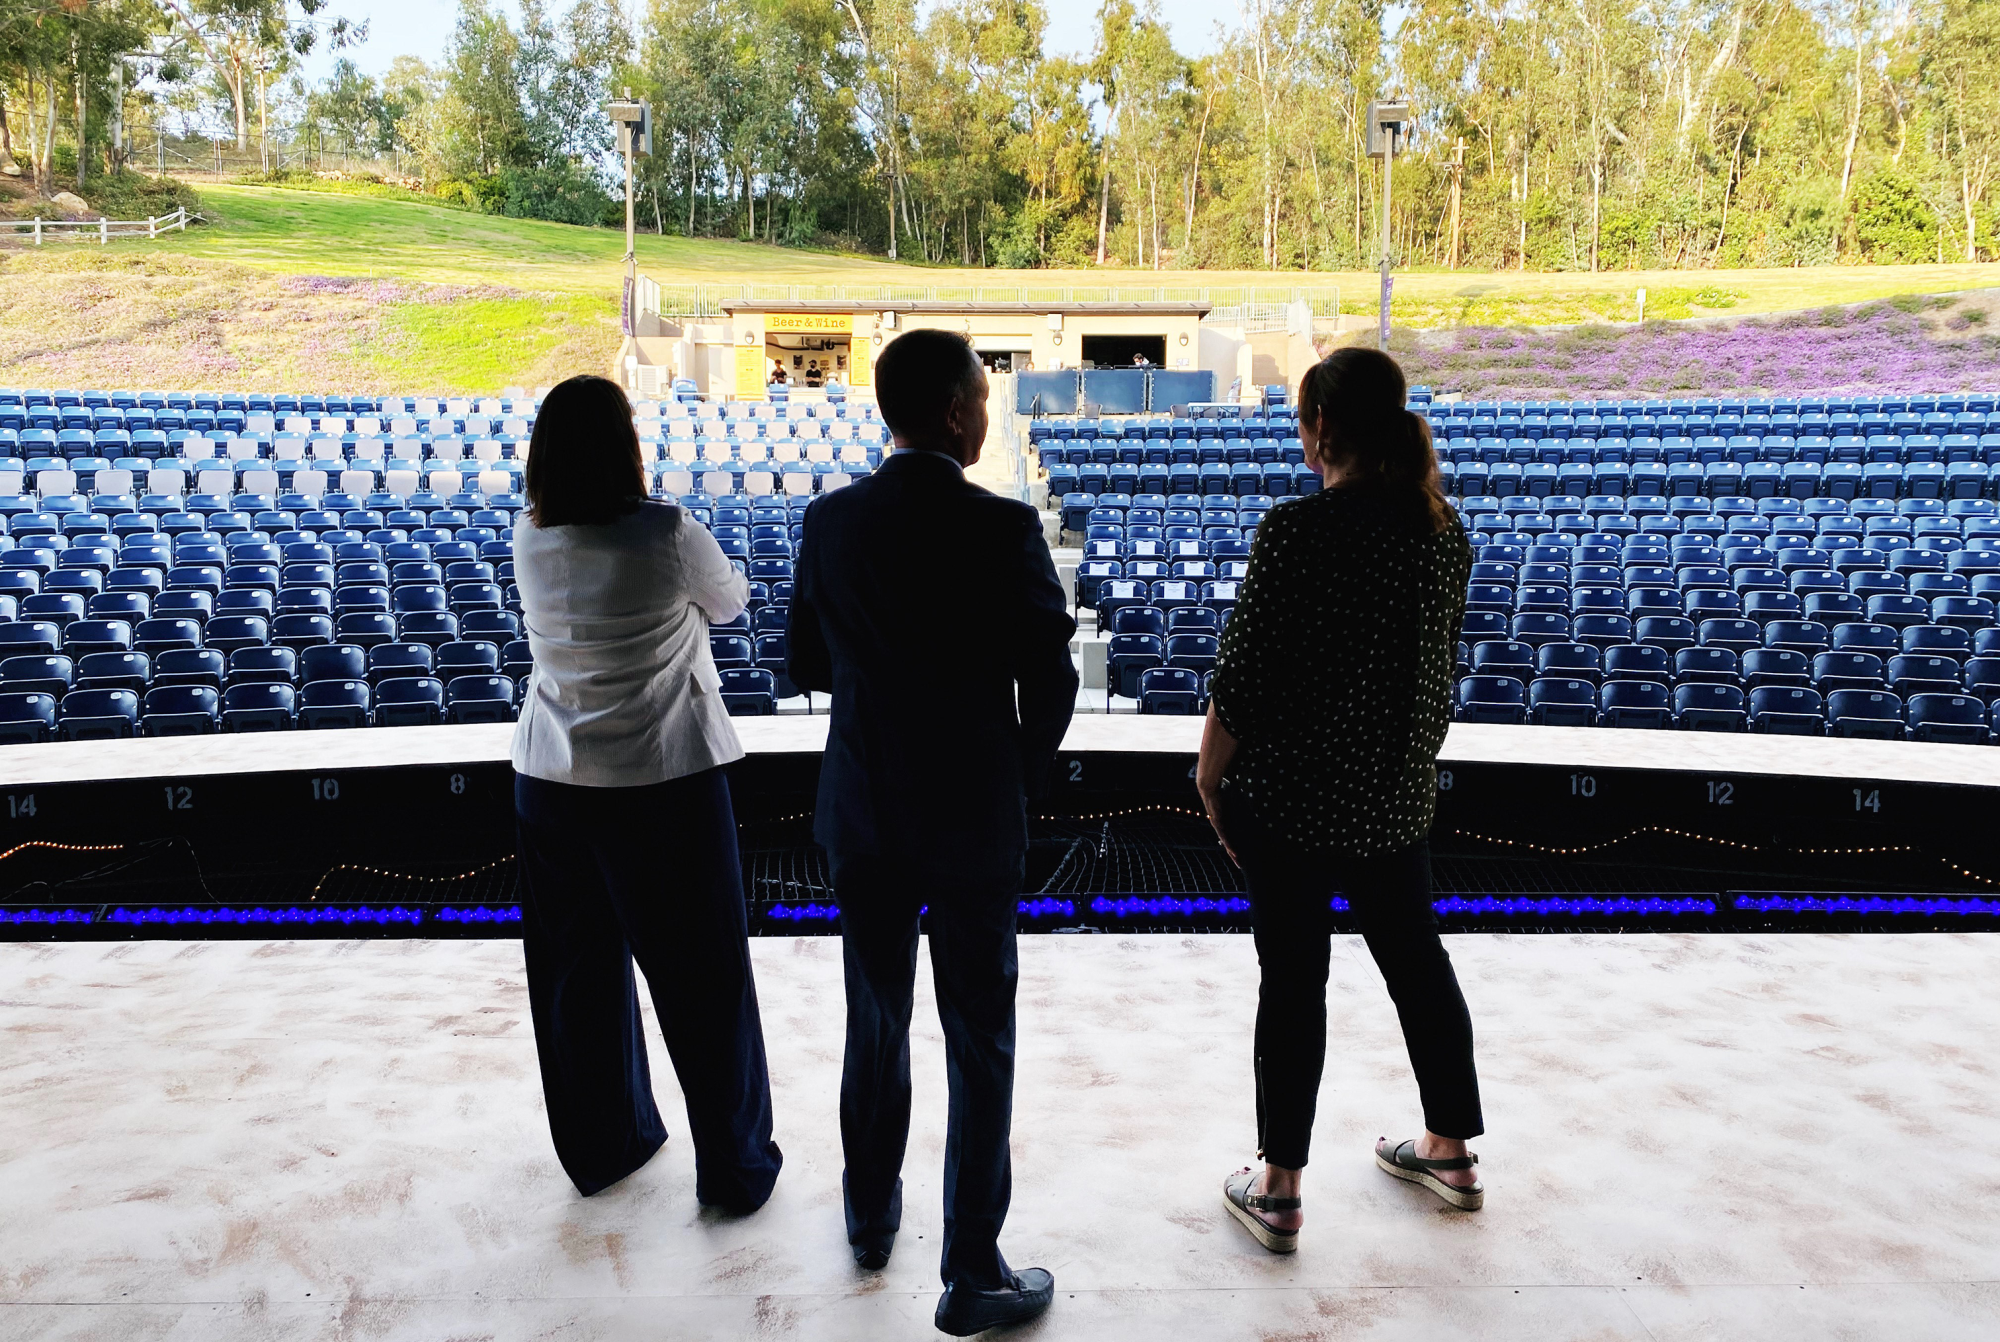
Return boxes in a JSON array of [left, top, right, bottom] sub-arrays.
[[1296, 348, 1453, 533]]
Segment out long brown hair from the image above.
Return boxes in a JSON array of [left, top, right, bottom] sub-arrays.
[[1296, 347, 1453, 533], [523, 375, 649, 527]]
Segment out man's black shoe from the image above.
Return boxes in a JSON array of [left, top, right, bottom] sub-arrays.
[[933, 1267, 1054, 1336], [852, 1231, 893, 1271]]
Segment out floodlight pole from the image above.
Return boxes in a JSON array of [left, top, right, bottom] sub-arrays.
[[623, 132, 636, 295], [1368, 99, 1412, 354], [1379, 146, 1393, 353], [607, 96, 651, 345]]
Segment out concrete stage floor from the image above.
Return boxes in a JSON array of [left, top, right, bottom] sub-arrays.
[[4, 934, 1998, 1341]]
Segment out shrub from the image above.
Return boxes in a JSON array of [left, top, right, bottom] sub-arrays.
[[499, 162, 613, 227], [1850, 170, 1935, 263], [1772, 180, 1839, 266]]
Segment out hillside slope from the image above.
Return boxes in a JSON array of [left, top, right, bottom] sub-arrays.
[[5, 183, 1999, 395]]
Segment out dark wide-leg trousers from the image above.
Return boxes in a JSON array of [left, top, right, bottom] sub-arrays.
[[1229, 793, 1483, 1169], [835, 855, 1020, 1290], [515, 767, 782, 1206]]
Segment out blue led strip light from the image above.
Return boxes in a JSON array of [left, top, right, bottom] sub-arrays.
[[107, 906, 430, 927], [436, 906, 525, 924], [767, 899, 1079, 922], [1436, 895, 1717, 917], [0, 909, 94, 925], [1092, 895, 1254, 918], [1735, 894, 2000, 917]]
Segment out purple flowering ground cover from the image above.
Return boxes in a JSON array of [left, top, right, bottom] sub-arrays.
[[1382, 292, 2000, 399]]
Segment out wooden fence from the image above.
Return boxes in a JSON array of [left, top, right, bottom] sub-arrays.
[[0, 209, 192, 245]]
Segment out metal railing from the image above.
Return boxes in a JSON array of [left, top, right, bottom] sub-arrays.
[[643, 282, 1352, 321], [3, 208, 191, 245]]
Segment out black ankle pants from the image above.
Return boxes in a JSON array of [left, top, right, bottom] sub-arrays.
[[1228, 792, 1483, 1169]]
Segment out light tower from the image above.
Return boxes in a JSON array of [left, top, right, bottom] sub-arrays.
[[606, 95, 652, 336], [1366, 99, 1413, 353]]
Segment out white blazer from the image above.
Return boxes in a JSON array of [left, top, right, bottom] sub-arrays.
[[510, 501, 749, 788]]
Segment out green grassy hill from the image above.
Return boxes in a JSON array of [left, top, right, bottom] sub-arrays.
[[3, 181, 1998, 394]]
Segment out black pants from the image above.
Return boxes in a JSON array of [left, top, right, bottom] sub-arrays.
[[835, 855, 1020, 1289], [1229, 793, 1483, 1169], [515, 767, 783, 1206]]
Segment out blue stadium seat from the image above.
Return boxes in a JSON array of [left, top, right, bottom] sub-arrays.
[[373, 675, 444, 726], [1528, 677, 1596, 726], [299, 678, 371, 729], [444, 674, 516, 724], [1908, 693, 1989, 744], [1457, 675, 1526, 724], [0, 690, 57, 743], [719, 666, 776, 716], [1599, 678, 1671, 728], [1673, 682, 1746, 731], [225, 646, 296, 687], [141, 684, 220, 736], [1812, 651, 1886, 693], [75, 651, 149, 693], [1827, 689, 1905, 740], [222, 682, 296, 731], [1137, 666, 1202, 715], [57, 687, 139, 740], [1748, 685, 1824, 735]]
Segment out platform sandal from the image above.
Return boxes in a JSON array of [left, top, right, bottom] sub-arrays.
[[1222, 1167, 1300, 1253], [1374, 1138, 1483, 1210]]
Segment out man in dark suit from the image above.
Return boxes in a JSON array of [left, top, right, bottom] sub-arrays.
[[788, 329, 1077, 1336]]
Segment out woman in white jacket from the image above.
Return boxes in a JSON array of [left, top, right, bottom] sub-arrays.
[[511, 374, 782, 1209]]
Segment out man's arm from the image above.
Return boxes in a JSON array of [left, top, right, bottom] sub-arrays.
[[785, 500, 834, 695], [1007, 506, 1078, 805]]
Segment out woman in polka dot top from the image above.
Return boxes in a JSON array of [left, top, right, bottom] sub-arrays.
[[1200, 348, 1487, 1252]]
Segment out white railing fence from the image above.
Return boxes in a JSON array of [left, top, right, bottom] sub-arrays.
[[2, 208, 192, 246]]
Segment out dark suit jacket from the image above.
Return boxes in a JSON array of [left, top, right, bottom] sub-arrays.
[[788, 451, 1078, 886]]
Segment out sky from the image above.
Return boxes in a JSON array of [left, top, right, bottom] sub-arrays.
[[298, 0, 1249, 83]]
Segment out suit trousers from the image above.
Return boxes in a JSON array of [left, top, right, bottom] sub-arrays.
[[835, 855, 1021, 1289], [515, 767, 783, 1206], [1227, 791, 1483, 1169]]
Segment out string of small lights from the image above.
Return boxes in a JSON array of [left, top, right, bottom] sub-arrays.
[[1037, 804, 1207, 824], [0, 908, 93, 925], [1449, 826, 1998, 889], [0, 840, 125, 865], [307, 856, 516, 901]]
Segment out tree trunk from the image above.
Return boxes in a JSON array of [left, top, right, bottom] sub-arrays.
[[1714, 120, 1747, 263], [1448, 138, 1463, 270], [72, 32, 86, 191], [230, 54, 249, 152], [687, 133, 696, 236], [1095, 115, 1112, 266], [42, 72, 58, 190], [110, 60, 125, 173], [1966, 168, 1978, 263], [1839, 27, 1864, 199], [1590, 154, 1602, 272]]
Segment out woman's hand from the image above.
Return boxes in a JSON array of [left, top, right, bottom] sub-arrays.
[[1196, 704, 1240, 866]]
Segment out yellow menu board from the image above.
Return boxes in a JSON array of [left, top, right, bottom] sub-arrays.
[[849, 326, 872, 386], [734, 344, 766, 400]]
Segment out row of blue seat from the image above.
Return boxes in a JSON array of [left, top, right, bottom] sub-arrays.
[[1455, 676, 1997, 742]]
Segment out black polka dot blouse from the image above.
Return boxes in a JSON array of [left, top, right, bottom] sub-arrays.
[[1209, 484, 1471, 856]]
